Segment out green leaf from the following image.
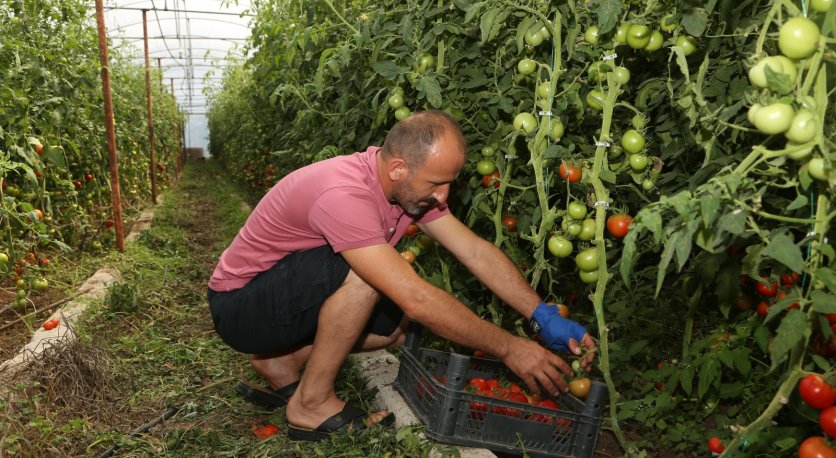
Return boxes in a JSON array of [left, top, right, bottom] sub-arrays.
[[371, 60, 404, 79], [761, 232, 804, 273], [765, 64, 793, 95], [697, 358, 719, 399], [733, 348, 751, 375], [717, 348, 734, 369], [681, 8, 708, 36], [717, 210, 746, 235], [786, 194, 808, 211], [42, 146, 65, 168], [679, 365, 694, 395], [479, 7, 509, 44], [811, 354, 832, 372], [816, 267, 836, 293], [700, 194, 720, 226], [416, 76, 443, 108], [770, 310, 808, 368], [594, 0, 622, 35], [810, 291, 836, 313], [754, 325, 770, 354]]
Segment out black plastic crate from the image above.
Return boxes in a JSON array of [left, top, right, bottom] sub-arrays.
[[394, 328, 607, 457]]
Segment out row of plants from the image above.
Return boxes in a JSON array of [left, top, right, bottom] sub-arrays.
[[207, 0, 834, 455], [0, 0, 182, 299]]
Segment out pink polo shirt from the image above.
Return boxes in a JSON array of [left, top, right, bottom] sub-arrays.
[[208, 146, 449, 291]]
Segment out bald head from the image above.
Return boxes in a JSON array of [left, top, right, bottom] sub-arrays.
[[380, 110, 467, 171]]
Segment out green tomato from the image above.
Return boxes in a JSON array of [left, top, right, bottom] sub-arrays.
[[629, 154, 649, 171], [811, 0, 832, 12], [660, 14, 678, 32], [752, 103, 794, 134], [537, 81, 553, 99], [631, 114, 646, 130], [807, 157, 830, 181], [548, 119, 565, 141], [16, 289, 26, 300], [395, 107, 411, 121], [518, 58, 537, 75], [747, 103, 763, 125], [575, 248, 599, 272], [641, 179, 655, 190], [417, 53, 435, 73], [476, 160, 496, 176], [524, 28, 545, 46], [548, 236, 573, 257], [577, 218, 596, 241], [626, 24, 652, 49], [786, 140, 814, 161], [395, 86, 404, 95], [579, 269, 599, 284], [784, 109, 817, 144], [613, 66, 630, 84], [388, 93, 404, 109], [567, 202, 588, 220], [584, 26, 599, 45], [566, 222, 582, 236], [416, 234, 434, 250], [0, 252, 8, 264], [586, 89, 605, 111], [589, 62, 610, 82], [674, 35, 697, 56], [644, 30, 664, 51], [621, 129, 645, 154], [748, 56, 797, 88], [481, 146, 495, 157], [513, 112, 538, 135], [614, 24, 629, 43], [778, 17, 820, 59]]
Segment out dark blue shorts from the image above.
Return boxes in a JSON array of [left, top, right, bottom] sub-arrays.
[[207, 245, 404, 354]]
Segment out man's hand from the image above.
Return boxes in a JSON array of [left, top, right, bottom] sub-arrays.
[[531, 302, 597, 370], [501, 336, 573, 396]]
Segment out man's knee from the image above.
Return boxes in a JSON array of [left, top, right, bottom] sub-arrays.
[[386, 318, 409, 348], [340, 269, 380, 305]]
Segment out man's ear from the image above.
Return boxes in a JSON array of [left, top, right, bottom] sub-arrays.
[[388, 157, 409, 182]]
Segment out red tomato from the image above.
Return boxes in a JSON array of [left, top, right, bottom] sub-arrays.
[[606, 214, 633, 238], [42, 318, 59, 331], [502, 216, 517, 232], [469, 400, 488, 420], [529, 399, 560, 424], [508, 382, 524, 394], [252, 423, 279, 440], [707, 436, 725, 454], [799, 436, 836, 458], [756, 301, 770, 318], [482, 170, 501, 188], [755, 279, 778, 297], [821, 406, 836, 438], [799, 374, 836, 410], [404, 224, 421, 237], [559, 162, 582, 182], [468, 378, 488, 392], [780, 273, 795, 286], [484, 379, 500, 391]]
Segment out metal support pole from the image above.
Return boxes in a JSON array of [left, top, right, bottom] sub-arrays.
[[171, 78, 181, 176], [142, 9, 158, 204], [156, 57, 168, 185], [94, 0, 125, 252]]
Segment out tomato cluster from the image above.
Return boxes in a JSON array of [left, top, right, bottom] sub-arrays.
[[464, 376, 579, 426], [797, 374, 836, 456]]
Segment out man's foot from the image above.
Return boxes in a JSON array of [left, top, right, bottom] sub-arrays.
[[237, 379, 299, 408], [287, 404, 395, 441], [250, 351, 306, 389]]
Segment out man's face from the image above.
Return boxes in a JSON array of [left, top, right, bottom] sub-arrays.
[[392, 134, 464, 216]]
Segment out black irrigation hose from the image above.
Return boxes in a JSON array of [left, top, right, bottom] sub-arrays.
[[97, 405, 180, 458]]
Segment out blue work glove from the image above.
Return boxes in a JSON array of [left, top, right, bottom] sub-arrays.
[[530, 302, 588, 353]]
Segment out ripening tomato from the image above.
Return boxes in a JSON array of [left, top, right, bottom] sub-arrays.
[[756, 301, 770, 318], [800, 374, 836, 409], [482, 171, 501, 188], [559, 162, 582, 182], [400, 251, 417, 264], [798, 436, 836, 458], [707, 436, 725, 454], [607, 214, 632, 238], [569, 378, 590, 398], [252, 423, 280, 440], [405, 224, 421, 237], [778, 17, 820, 59], [502, 216, 517, 232]]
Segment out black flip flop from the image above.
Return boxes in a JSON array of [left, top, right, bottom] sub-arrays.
[[287, 404, 395, 442], [237, 380, 299, 408]]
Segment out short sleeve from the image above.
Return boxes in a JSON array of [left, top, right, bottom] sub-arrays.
[[415, 202, 450, 224], [309, 188, 388, 252]]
